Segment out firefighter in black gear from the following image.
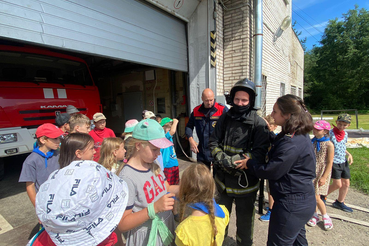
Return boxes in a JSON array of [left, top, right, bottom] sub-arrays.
[[209, 78, 270, 246]]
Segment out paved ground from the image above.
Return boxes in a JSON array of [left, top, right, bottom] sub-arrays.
[[1, 155, 368, 246]]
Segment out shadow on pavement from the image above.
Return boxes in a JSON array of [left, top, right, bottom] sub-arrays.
[[0, 154, 28, 199], [28, 223, 40, 240]]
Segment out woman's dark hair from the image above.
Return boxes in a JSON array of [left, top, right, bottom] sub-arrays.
[[276, 94, 313, 135], [59, 133, 94, 168]]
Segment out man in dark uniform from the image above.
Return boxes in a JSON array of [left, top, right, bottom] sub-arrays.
[[209, 79, 270, 246], [185, 88, 228, 168]]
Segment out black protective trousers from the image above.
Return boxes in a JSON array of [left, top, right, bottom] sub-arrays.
[[218, 191, 257, 246]]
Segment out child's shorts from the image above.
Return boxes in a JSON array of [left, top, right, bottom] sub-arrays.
[[331, 161, 351, 179], [164, 166, 179, 185]]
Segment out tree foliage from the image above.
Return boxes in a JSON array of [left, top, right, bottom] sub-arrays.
[[304, 7, 369, 111]]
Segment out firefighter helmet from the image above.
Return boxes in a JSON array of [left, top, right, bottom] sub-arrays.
[[226, 78, 257, 107]]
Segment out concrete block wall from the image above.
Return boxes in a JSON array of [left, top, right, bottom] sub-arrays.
[[216, 3, 224, 96]]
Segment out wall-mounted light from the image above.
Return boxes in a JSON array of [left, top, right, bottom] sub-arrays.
[[273, 16, 292, 42]]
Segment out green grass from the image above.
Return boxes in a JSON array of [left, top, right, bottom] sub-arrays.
[[311, 114, 369, 130], [348, 147, 369, 195]]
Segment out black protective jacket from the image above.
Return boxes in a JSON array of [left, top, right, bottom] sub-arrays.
[[209, 108, 270, 197]]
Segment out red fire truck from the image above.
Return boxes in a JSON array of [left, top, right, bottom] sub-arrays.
[[0, 44, 101, 165]]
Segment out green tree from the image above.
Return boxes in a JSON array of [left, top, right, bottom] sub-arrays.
[[305, 6, 369, 110]]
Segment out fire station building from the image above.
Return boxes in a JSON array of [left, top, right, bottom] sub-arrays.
[[0, 0, 303, 140]]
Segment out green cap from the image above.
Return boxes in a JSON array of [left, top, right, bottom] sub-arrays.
[[160, 117, 173, 127], [132, 119, 173, 148]]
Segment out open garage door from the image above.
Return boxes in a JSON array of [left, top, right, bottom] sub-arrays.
[[0, 0, 187, 72]]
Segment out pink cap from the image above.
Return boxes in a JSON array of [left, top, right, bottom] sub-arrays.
[[314, 120, 331, 131], [124, 119, 139, 133], [149, 138, 173, 149]]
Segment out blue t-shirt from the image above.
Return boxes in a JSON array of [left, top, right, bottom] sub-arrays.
[[160, 132, 179, 168]]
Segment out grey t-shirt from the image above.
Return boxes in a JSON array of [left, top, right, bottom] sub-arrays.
[[118, 164, 175, 246], [19, 151, 60, 192]]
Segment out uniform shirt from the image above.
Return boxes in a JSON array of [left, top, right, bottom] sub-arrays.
[[329, 129, 348, 164], [175, 205, 230, 246], [185, 102, 228, 163], [19, 151, 60, 192], [247, 133, 316, 201]]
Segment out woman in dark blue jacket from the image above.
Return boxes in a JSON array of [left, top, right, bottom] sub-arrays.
[[235, 94, 316, 246]]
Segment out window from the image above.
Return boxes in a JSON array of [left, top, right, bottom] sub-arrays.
[[280, 83, 285, 96], [298, 87, 302, 98], [291, 86, 296, 95], [157, 98, 166, 113], [0, 51, 93, 86], [261, 75, 267, 114]]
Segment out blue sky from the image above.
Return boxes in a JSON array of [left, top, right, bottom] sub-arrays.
[[292, 0, 369, 51]]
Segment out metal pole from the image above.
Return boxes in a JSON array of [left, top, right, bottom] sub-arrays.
[[253, 0, 263, 110], [253, 0, 264, 214]]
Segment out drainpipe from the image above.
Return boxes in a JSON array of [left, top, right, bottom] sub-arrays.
[[253, 0, 263, 110], [253, 0, 264, 216]]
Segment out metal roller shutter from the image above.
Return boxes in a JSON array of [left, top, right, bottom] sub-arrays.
[[0, 0, 187, 71]]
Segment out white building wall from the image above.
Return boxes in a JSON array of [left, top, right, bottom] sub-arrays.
[[263, 0, 304, 115], [216, 0, 304, 115]]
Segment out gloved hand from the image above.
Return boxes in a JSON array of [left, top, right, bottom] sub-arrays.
[[213, 153, 245, 176]]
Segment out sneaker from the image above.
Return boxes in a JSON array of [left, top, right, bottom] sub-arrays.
[[320, 195, 327, 205], [332, 200, 353, 213], [259, 208, 271, 221]]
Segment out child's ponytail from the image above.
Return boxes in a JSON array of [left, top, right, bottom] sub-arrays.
[[99, 137, 124, 173], [205, 199, 218, 246]]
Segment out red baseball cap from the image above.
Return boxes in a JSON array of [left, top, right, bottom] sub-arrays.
[[36, 123, 64, 138]]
